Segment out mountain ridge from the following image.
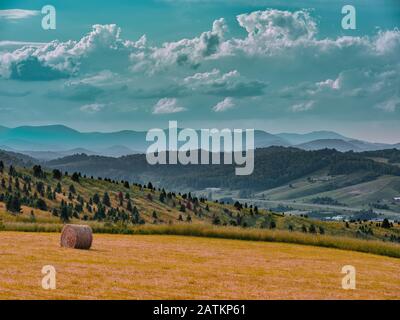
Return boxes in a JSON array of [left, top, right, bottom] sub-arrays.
[[0, 124, 398, 158]]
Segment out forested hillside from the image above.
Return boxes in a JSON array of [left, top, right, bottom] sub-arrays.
[[46, 147, 400, 191]]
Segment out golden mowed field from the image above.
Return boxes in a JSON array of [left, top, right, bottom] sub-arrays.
[[0, 231, 399, 300]]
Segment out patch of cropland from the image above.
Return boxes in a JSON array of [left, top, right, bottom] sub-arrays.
[[1, 155, 400, 257]]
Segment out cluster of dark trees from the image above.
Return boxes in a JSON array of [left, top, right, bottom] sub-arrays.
[[311, 196, 345, 206], [361, 149, 400, 164]]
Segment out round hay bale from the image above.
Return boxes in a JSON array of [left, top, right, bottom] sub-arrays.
[[60, 224, 93, 250]]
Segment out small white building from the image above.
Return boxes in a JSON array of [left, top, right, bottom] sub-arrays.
[[394, 197, 400, 202]]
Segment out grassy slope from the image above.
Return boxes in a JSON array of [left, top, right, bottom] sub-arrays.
[[0, 231, 399, 300]]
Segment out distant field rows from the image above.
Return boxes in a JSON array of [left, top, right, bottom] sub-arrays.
[[1, 232, 400, 300]]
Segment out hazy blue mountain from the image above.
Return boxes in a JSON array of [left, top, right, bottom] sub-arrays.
[[254, 130, 290, 147], [277, 131, 351, 145], [296, 139, 362, 152], [296, 139, 396, 152], [99, 145, 138, 157], [19, 148, 98, 161], [346, 139, 394, 151], [0, 125, 148, 152]]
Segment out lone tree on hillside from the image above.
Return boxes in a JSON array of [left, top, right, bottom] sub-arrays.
[[55, 182, 62, 193], [382, 218, 391, 229], [0, 160, 4, 173], [71, 172, 80, 183], [93, 193, 100, 205], [69, 184, 76, 194], [9, 165, 16, 176], [6, 194, 21, 213], [60, 203, 70, 223], [33, 165, 44, 178], [103, 192, 111, 207], [52, 169, 62, 180]]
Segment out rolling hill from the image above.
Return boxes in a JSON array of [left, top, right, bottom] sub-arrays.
[[45, 147, 400, 191], [277, 131, 351, 145], [41, 147, 400, 218], [296, 139, 362, 152]]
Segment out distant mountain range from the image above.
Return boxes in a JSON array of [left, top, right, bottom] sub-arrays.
[[0, 124, 398, 160]]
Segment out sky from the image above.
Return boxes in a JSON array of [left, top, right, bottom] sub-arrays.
[[0, 0, 399, 143]]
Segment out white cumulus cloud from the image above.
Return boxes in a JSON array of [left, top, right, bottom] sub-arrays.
[[0, 9, 39, 20], [183, 69, 266, 96], [0, 24, 145, 80], [80, 103, 105, 113], [131, 18, 228, 73], [291, 100, 315, 112], [153, 98, 186, 114], [213, 97, 235, 112]]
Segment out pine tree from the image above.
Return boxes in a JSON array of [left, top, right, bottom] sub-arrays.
[[94, 204, 106, 221], [6, 194, 21, 213], [93, 193, 100, 205], [9, 165, 15, 176], [103, 192, 111, 207], [127, 200, 133, 212], [60, 203, 69, 222], [55, 182, 62, 193], [118, 192, 123, 206]]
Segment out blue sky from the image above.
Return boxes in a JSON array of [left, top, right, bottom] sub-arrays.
[[0, 0, 399, 142]]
